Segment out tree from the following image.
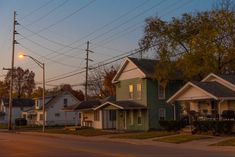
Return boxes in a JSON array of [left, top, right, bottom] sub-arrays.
[[0, 81, 8, 99], [87, 66, 117, 98], [5, 67, 35, 98], [139, 0, 235, 82]]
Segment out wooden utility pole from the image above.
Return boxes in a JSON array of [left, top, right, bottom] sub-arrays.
[[8, 11, 19, 130], [85, 41, 93, 101]]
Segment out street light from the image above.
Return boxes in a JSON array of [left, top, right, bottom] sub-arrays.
[[19, 54, 46, 133]]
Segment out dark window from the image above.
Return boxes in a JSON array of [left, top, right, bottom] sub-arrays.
[[158, 83, 165, 99], [64, 98, 68, 107], [109, 110, 116, 121], [137, 110, 142, 124]]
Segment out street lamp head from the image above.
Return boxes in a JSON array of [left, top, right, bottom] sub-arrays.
[[18, 54, 24, 59]]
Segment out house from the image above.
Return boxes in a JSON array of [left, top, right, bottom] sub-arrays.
[[22, 91, 80, 126], [0, 98, 34, 124], [76, 57, 183, 131], [167, 73, 235, 121]]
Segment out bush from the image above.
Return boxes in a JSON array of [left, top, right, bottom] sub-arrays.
[[193, 120, 234, 135], [221, 110, 235, 120], [159, 120, 187, 131], [15, 118, 27, 126]]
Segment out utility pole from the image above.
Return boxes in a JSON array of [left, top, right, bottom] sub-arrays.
[[8, 11, 19, 130], [85, 41, 93, 101]]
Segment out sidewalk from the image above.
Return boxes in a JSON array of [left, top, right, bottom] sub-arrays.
[[16, 131, 235, 153]]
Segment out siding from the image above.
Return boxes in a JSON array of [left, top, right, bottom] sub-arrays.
[[147, 79, 183, 129], [115, 78, 147, 106]]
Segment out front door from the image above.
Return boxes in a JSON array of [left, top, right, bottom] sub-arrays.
[[103, 110, 116, 129]]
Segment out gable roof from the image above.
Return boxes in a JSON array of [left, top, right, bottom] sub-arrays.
[[94, 100, 147, 110], [112, 57, 157, 83], [202, 73, 235, 91], [217, 74, 235, 85], [36, 91, 79, 110], [128, 57, 157, 78], [167, 81, 235, 103], [192, 81, 235, 98], [2, 98, 34, 108]]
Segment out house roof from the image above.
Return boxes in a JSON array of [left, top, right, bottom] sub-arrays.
[[217, 74, 235, 85], [2, 98, 34, 108], [75, 100, 101, 110], [192, 81, 235, 98], [128, 57, 157, 78], [94, 100, 147, 110]]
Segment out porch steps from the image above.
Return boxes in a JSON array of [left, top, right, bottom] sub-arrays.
[[64, 126, 81, 131]]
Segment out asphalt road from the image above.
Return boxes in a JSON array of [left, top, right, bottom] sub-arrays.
[[0, 132, 234, 157]]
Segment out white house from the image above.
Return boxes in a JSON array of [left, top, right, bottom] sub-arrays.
[[22, 91, 80, 126], [167, 73, 235, 120], [0, 99, 34, 124]]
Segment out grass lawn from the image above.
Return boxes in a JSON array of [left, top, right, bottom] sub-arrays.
[[155, 135, 212, 144], [211, 138, 235, 146], [110, 131, 177, 139], [77, 128, 112, 136]]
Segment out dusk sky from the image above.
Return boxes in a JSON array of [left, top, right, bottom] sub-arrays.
[[0, 0, 215, 90]]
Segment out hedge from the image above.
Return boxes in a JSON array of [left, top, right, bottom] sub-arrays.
[[159, 120, 187, 131], [192, 120, 235, 135]]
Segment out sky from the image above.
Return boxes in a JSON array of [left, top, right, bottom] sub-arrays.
[[0, 0, 215, 90]]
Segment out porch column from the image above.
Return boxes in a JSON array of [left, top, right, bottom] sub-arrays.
[[173, 104, 176, 120], [124, 110, 127, 129], [218, 100, 224, 120]]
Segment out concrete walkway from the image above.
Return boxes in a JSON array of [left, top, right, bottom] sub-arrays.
[[16, 131, 235, 153]]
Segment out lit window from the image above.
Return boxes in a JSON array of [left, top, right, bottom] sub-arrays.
[[94, 110, 100, 121], [129, 84, 134, 99], [39, 114, 43, 121], [137, 83, 142, 100], [158, 83, 165, 99], [159, 108, 166, 120], [137, 110, 142, 124]]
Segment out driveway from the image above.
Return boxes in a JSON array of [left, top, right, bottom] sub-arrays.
[[0, 132, 234, 157]]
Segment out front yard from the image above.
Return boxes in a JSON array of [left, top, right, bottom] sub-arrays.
[[211, 138, 235, 146], [154, 135, 212, 144], [110, 131, 177, 139]]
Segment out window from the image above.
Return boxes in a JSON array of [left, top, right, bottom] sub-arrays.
[[55, 113, 60, 117], [94, 110, 100, 121], [39, 114, 43, 121], [159, 108, 166, 120], [129, 84, 134, 99], [158, 83, 165, 99], [137, 83, 142, 100], [109, 110, 116, 121], [137, 110, 142, 124], [63, 98, 68, 107]]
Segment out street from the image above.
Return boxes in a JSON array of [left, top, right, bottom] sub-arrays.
[[0, 132, 234, 157]]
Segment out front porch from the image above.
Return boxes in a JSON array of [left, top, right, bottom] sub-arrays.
[[179, 99, 233, 121]]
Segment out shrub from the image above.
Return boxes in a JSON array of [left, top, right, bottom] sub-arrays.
[[221, 110, 235, 120], [15, 118, 27, 126], [193, 120, 234, 135], [159, 120, 187, 131]]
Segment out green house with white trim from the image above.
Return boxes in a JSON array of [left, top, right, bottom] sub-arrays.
[[76, 57, 183, 131]]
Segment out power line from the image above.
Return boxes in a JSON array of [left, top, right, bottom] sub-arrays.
[[20, 0, 69, 28], [19, 34, 83, 60], [17, 0, 157, 67], [18, 0, 96, 41], [19, 0, 55, 20], [19, 44, 79, 68]]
